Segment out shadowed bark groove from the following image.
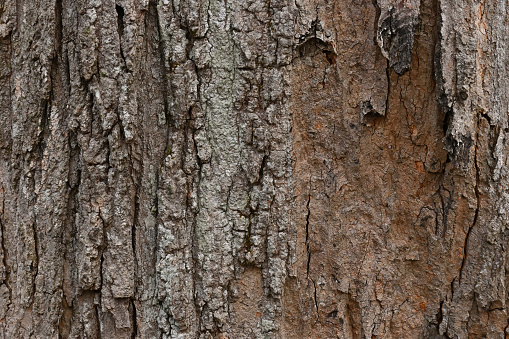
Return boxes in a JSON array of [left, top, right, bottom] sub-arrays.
[[0, 0, 508, 337]]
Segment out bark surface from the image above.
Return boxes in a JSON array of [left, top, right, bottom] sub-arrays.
[[0, 0, 508, 338]]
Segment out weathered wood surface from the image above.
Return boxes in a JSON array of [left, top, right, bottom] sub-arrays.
[[0, 0, 508, 337]]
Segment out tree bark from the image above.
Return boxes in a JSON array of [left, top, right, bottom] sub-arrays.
[[0, 0, 508, 337]]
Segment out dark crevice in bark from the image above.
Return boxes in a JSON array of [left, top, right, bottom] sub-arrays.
[[434, 206, 440, 237], [441, 106, 453, 140], [114, 112, 127, 141], [0, 217, 11, 307], [182, 108, 194, 173], [62, 44, 71, 98], [31, 218, 39, 305], [99, 249, 105, 290], [130, 298, 138, 339], [305, 194, 311, 278], [322, 50, 336, 65], [385, 59, 390, 117], [435, 300, 444, 332], [94, 301, 101, 338], [371, 0, 382, 45], [438, 185, 452, 237], [87, 91, 94, 135], [37, 99, 50, 158], [312, 278, 319, 319], [245, 215, 253, 252], [116, 5, 124, 37], [54, 0, 63, 58], [258, 154, 268, 185], [459, 119, 481, 284], [191, 165, 203, 335], [131, 180, 139, 335], [64, 130, 80, 324], [116, 4, 126, 67], [434, 1, 453, 142], [132, 191, 139, 271]]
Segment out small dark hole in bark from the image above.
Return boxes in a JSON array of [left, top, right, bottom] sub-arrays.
[[360, 100, 384, 125], [322, 50, 336, 65], [327, 309, 339, 318], [458, 90, 468, 101]]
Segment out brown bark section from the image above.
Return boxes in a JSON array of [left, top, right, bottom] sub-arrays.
[[0, 0, 508, 338], [286, 0, 450, 337]]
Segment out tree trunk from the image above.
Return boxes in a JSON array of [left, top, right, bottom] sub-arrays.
[[0, 0, 508, 337]]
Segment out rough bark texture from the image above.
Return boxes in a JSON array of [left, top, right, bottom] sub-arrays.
[[0, 0, 508, 337]]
